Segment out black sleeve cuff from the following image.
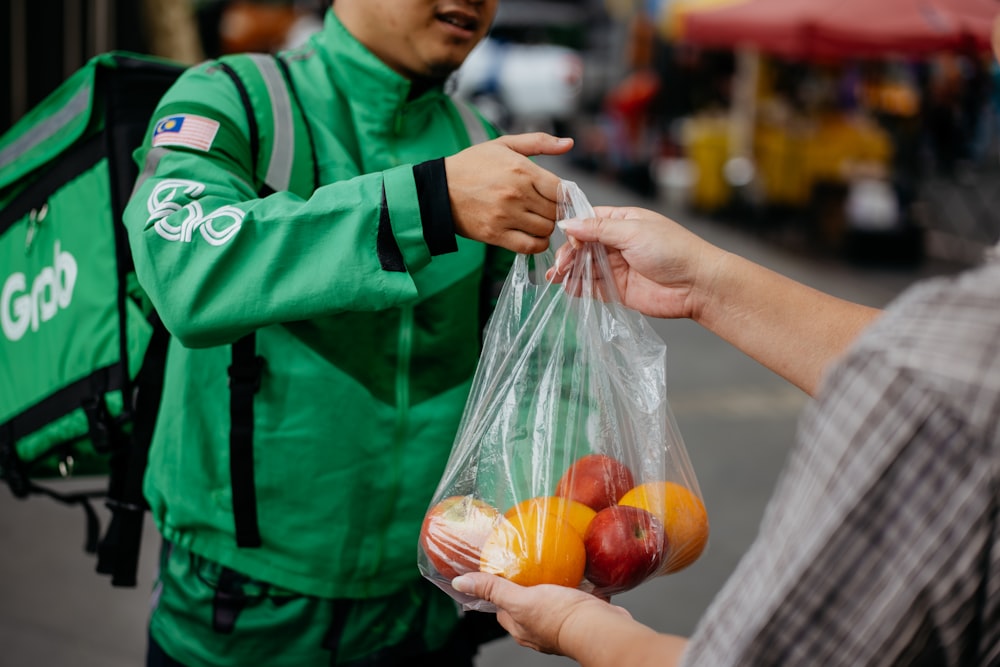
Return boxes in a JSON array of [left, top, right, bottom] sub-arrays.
[[413, 158, 458, 256]]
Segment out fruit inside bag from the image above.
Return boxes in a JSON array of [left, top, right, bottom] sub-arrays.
[[418, 180, 707, 611]]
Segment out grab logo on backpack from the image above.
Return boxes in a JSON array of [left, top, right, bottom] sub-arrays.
[[147, 178, 245, 246], [2, 241, 78, 342]]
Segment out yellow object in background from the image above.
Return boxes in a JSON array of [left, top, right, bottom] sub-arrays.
[[803, 114, 892, 184], [681, 112, 892, 212], [682, 115, 732, 211], [754, 124, 811, 207]]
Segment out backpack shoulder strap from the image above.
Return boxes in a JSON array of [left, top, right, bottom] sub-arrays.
[[451, 98, 494, 146], [213, 58, 269, 550], [211, 54, 317, 550], [216, 53, 317, 197], [448, 98, 508, 333]]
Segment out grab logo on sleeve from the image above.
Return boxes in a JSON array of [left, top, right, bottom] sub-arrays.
[[146, 179, 245, 246], [2, 241, 78, 342]]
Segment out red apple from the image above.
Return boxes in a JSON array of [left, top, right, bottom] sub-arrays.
[[555, 453, 635, 511], [584, 505, 666, 592], [419, 495, 502, 580]]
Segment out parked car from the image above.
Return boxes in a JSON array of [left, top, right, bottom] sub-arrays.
[[451, 37, 584, 134]]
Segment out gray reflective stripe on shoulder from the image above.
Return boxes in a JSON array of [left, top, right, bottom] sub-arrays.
[[453, 100, 488, 146], [0, 85, 91, 170], [246, 53, 294, 192], [132, 146, 170, 198]]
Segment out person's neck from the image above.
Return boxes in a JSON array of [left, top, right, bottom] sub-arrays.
[[408, 76, 444, 100]]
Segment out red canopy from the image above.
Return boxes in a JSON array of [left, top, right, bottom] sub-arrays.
[[677, 0, 998, 60]]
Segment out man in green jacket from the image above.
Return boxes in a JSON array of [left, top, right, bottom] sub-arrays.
[[123, 1, 574, 664]]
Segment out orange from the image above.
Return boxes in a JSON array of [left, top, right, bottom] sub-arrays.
[[504, 496, 597, 539], [479, 510, 586, 588], [618, 481, 709, 573]]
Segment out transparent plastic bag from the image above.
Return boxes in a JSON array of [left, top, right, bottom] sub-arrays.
[[418, 181, 707, 611]]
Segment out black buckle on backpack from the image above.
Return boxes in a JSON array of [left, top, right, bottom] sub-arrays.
[[81, 395, 117, 453], [212, 567, 252, 634], [103, 496, 146, 514], [227, 355, 265, 392], [0, 430, 29, 498]]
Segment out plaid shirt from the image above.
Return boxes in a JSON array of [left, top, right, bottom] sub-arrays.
[[683, 259, 1000, 666]]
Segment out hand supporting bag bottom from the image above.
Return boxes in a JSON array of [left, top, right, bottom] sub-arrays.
[[419, 181, 708, 611]]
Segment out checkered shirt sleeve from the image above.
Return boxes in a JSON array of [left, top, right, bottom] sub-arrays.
[[682, 260, 1000, 666]]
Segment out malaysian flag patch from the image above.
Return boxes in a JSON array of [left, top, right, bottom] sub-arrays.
[[152, 114, 220, 151]]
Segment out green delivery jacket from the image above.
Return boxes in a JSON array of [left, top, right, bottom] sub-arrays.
[[123, 11, 508, 600]]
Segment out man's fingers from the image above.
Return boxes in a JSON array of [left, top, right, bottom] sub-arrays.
[[505, 230, 551, 255], [531, 174, 565, 211], [495, 132, 574, 158], [517, 210, 557, 239]]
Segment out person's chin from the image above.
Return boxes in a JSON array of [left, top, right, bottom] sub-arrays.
[[420, 56, 464, 80]]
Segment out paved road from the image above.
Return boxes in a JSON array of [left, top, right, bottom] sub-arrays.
[[0, 156, 968, 667]]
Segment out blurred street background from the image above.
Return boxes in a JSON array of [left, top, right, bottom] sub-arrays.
[[6, 0, 1000, 264], [3, 0, 999, 664]]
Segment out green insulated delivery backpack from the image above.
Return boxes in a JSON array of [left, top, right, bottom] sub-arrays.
[[0, 49, 317, 587], [0, 52, 183, 587]]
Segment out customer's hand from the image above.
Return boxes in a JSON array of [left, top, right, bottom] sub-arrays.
[[452, 572, 632, 656], [549, 206, 725, 320], [445, 133, 574, 254]]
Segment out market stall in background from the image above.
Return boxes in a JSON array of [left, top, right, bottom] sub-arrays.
[[578, 0, 999, 264]]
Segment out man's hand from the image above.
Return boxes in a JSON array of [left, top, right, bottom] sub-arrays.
[[445, 133, 574, 254]]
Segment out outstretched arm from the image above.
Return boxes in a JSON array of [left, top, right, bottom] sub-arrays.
[[552, 207, 881, 396], [691, 248, 880, 396]]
